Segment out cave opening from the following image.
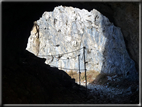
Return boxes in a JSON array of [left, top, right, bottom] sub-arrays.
[[2, 2, 139, 104]]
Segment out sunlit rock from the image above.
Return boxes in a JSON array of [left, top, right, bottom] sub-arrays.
[[26, 6, 137, 78]]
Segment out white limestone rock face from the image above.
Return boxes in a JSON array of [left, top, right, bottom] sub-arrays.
[[26, 6, 137, 78]]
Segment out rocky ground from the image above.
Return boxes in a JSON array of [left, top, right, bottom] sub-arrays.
[[75, 74, 139, 104], [86, 75, 139, 104]]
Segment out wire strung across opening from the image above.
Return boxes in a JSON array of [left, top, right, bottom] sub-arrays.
[[38, 47, 83, 57]]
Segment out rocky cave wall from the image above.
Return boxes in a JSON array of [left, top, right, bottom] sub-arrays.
[[2, 2, 139, 104], [108, 3, 139, 72], [26, 6, 137, 79], [3, 2, 139, 75]]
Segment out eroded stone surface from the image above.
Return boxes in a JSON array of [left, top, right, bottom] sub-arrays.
[[26, 6, 137, 78]]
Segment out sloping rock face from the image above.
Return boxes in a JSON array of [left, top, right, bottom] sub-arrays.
[[108, 3, 139, 71], [2, 50, 88, 104], [26, 6, 137, 79]]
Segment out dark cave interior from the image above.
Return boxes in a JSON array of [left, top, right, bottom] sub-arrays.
[[2, 1, 140, 104]]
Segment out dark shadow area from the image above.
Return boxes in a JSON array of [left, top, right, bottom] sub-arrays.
[[91, 2, 139, 104], [3, 50, 88, 104], [2, 1, 139, 104]]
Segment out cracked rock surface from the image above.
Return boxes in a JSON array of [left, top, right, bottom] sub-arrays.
[[26, 6, 137, 79]]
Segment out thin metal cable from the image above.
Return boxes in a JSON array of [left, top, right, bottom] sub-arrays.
[[50, 65, 95, 72], [54, 55, 79, 60], [60, 68, 85, 71], [50, 65, 85, 71], [38, 47, 83, 57]]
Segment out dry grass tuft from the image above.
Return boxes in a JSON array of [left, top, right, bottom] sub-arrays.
[[66, 70, 100, 83], [66, 70, 78, 82], [91, 72, 117, 85]]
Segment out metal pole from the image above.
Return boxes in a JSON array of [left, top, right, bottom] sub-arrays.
[[78, 54, 80, 85], [83, 47, 87, 91]]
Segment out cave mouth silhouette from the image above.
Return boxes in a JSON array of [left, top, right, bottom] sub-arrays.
[[2, 2, 139, 104]]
